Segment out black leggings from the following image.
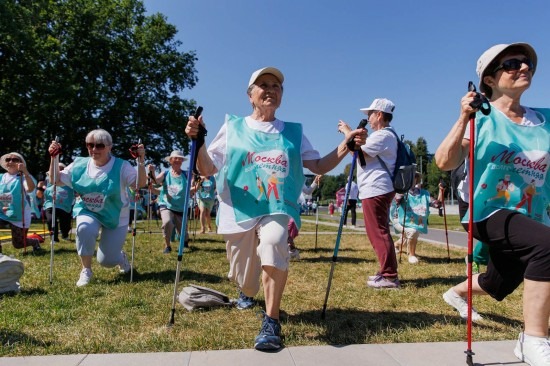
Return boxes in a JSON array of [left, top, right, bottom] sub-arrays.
[[45, 208, 72, 240], [460, 202, 550, 300], [343, 199, 357, 226]]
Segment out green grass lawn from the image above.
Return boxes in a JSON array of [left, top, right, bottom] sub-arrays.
[[0, 218, 523, 356]]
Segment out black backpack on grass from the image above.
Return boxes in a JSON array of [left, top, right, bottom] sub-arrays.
[[377, 128, 417, 194]]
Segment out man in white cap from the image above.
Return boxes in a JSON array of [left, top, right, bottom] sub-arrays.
[[339, 98, 400, 288]]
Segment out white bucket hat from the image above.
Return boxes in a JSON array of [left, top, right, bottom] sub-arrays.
[[0, 152, 26, 171], [360, 98, 396, 115], [476, 42, 537, 93], [165, 150, 187, 162]]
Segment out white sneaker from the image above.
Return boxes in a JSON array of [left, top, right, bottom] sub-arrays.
[[118, 251, 131, 274], [515, 332, 550, 366], [408, 255, 419, 264], [442, 288, 482, 322], [289, 248, 300, 261], [76, 268, 93, 287]]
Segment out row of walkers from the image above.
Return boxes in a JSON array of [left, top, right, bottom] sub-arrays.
[[0, 130, 216, 288], [3, 41, 549, 365]]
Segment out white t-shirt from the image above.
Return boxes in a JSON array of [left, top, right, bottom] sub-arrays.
[[458, 106, 543, 202], [59, 156, 137, 227], [357, 127, 398, 199], [207, 116, 321, 233], [346, 181, 359, 200], [0, 173, 34, 228]]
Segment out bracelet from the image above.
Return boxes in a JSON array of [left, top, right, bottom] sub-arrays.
[[139, 162, 145, 166]]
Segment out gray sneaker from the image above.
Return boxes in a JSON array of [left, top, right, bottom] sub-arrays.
[[367, 275, 400, 289], [442, 288, 482, 322]]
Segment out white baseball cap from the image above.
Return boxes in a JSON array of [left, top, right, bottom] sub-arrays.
[[248, 67, 284, 87], [360, 98, 396, 115], [476, 43, 537, 93]]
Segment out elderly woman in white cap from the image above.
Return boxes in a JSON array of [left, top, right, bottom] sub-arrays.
[[148, 150, 193, 254], [43, 162, 75, 242], [185, 66, 366, 351], [48, 129, 147, 287], [436, 42, 550, 365], [0, 152, 43, 253]]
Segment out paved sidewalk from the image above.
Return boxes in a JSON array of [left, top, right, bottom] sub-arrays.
[[1, 340, 526, 366]]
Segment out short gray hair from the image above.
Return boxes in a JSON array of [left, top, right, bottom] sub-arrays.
[[85, 129, 113, 146]]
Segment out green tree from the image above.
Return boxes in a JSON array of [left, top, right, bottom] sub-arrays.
[[0, 0, 198, 176], [412, 137, 429, 180]]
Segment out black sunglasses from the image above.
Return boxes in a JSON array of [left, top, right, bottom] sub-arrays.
[[86, 142, 106, 150], [493, 58, 534, 73], [4, 157, 21, 163]]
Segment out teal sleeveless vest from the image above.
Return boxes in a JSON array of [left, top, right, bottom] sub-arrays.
[[157, 170, 188, 212], [198, 177, 216, 201], [0, 173, 24, 222], [71, 157, 124, 229], [390, 188, 431, 234], [44, 181, 75, 213], [219, 115, 305, 227], [466, 107, 550, 225]]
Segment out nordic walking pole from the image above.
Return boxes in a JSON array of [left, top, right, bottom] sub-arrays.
[[314, 196, 319, 251], [440, 179, 451, 263], [19, 169, 28, 255], [49, 136, 60, 283], [168, 105, 203, 327], [398, 193, 408, 263], [464, 81, 491, 366], [321, 119, 367, 320], [129, 139, 142, 283]]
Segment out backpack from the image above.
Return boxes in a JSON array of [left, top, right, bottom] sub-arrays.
[[178, 284, 233, 311], [0, 254, 24, 293], [377, 128, 417, 194]]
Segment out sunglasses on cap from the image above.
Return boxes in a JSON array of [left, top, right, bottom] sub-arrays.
[[4, 157, 21, 163], [86, 142, 106, 150], [493, 58, 534, 73]]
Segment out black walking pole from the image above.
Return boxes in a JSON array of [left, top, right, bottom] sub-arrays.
[[314, 196, 319, 251], [128, 139, 142, 283], [168, 106, 204, 327], [398, 193, 409, 263], [321, 119, 367, 319]]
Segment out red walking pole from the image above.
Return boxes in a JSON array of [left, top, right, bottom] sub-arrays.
[[464, 81, 491, 366]]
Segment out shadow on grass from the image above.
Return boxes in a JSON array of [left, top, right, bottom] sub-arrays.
[[291, 308, 521, 345], [413, 255, 465, 265], [299, 256, 370, 265], [400, 275, 468, 288], [0, 287, 47, 299], [112, 269, 227, 285], [0, 329, 53, 348], [301, 247, 365, 254]]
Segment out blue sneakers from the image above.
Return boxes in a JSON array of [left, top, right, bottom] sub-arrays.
[[236, 291, 255, 310], [254, 312, 282, 351]]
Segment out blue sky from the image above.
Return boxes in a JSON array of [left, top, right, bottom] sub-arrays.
[[143, 0, 550, 175]]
